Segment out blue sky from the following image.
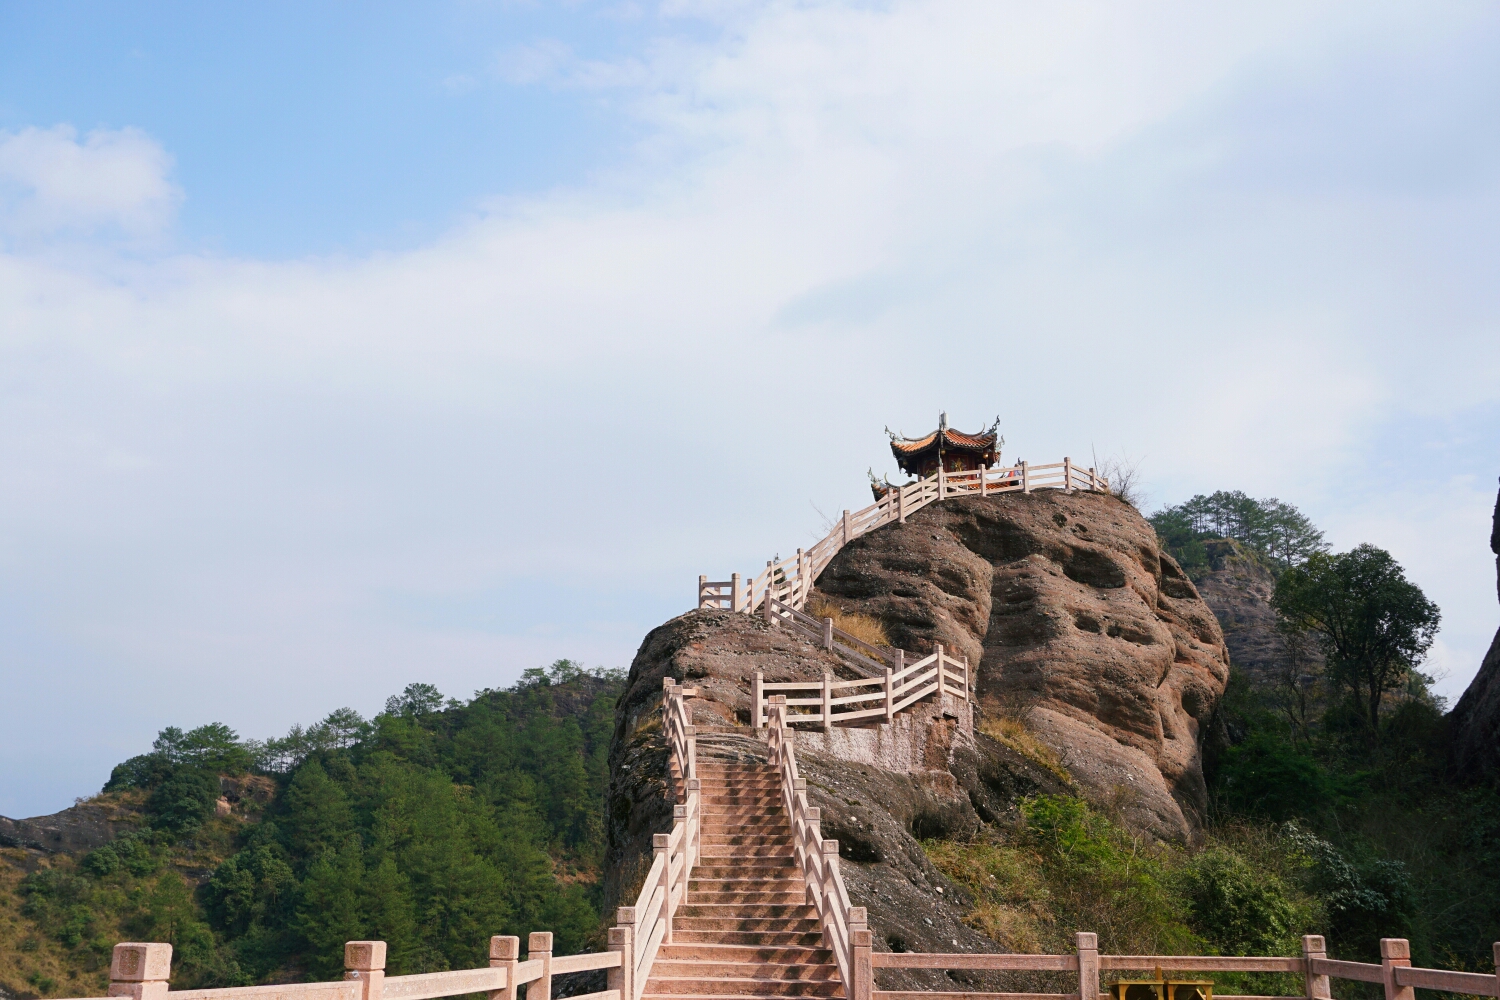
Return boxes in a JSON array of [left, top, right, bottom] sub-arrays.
[[3, 2, 1499, 817]]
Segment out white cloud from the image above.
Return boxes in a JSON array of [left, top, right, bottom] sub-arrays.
[[4, 0, 1500, 814], [0, 125, 182, 244]]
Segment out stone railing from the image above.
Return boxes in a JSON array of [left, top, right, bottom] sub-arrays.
[[608, 679, 699, 1000], [74, 935, 622, 1000], [698, 459, 1108, 618], [764, 697, 866, 994], [852, 935, 1500, 1000], [753, 643, 969, 730]]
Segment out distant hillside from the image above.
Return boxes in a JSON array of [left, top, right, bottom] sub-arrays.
[[0, 662, 623, 999]]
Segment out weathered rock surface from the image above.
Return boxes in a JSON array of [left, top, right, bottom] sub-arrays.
[[0, 799, 139, 855], [814, 490, 1229, 842], [1450, 480, 1500, 781]]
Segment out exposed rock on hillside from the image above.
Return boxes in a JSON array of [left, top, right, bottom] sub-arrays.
[[0, 798, 140, 855], [1450, 480, 1500, 781], [605, 610, 1069, 969], [813, 490, 1229, 842]]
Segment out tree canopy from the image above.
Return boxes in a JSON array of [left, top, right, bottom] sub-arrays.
[[1271, 544, 1441, 733], [1151, 490, 1327, 574]]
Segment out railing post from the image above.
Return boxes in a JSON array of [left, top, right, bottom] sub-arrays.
[[842, 509, 851, 545], [653, 833, 672, 943], [938, 464, 946, 497], [753, 671, 764, 729], [608, 921, 633, 1000], [109, 943, 172, 1000], [883, 667, 893, 723], [684, 724, 697, 783], [731, 572, 743, 612], [821, 840, 841, 944], [1381, 939, 1414, 1000], [823, 617, 834, 649], [1302, 935, 1331, 1000], [1088, 466, 1097, 492], [979, 466, 987, 496], [1064, 456, 1072, 492], [898, 483, 906, 523], [936, 644, 945, 701], [798, 548, 808, 606], [686, 778, 701, 868], [343, 942, 385, 1000], [1022, 460, 1030, 493], [528, 932, 553, 1000], [764, 586, 774, 623], [1076, 932, 1099, 1000], [489, 935, 519, 1000], [850, 907, 872, 1000], [698, 574, 707, 608], [822, 672, 832, 731]]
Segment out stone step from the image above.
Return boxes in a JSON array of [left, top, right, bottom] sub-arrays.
[[650, 960, 840, 981], [692, 864, 798, 877], [656, 944, 834, 964], [699, 834, 794, 845], [642, 976, 844, 996], [672, 917, 823, 933], [667, 930, 828, 947], [689, 891, 809, 905], [677, 903, 818, 919], [691, 878, 804, 890]]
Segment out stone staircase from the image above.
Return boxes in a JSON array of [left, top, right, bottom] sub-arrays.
[[642, 759, 844, 1000]]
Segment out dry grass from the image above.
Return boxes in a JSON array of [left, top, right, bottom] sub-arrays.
[[0, 852, 111, 1000], [805, 596, 891, 648], [979, 713, 1072, 784]]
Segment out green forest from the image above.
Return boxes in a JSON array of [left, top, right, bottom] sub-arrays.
[[3, 662, 623, 996]]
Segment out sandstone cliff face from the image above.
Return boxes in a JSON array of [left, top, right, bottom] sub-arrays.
[[813, 490, 1229, 842], [1449, 480, 1500, 781]]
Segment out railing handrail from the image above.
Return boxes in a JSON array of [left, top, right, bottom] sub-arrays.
[[72, 934, 624, 1000], [698, 457, 1108, 620], [752, 643, 969, 731], [765, 697, 866, 991], [849, 935, 1500, 1000]]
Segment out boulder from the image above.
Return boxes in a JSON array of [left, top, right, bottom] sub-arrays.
[[814, 489, 1229, 842]]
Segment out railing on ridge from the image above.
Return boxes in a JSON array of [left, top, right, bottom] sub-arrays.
[[850, 934, 1500, 1000], [753, 643, 969, 730], [698, 458, 1109, 618], [608, 678, 700, 1000], [764, 696, 868, 994]]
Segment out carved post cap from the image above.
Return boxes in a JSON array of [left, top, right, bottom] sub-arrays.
[[490, 935, 520, 961], [1303, 935, 1327, 952], [653, 833, 670, 848], [852, 929, 872, 947], [1381, 939, 1411, 960], [662, 677, 675, 690], [616, 906, 637, 925], [686, 778, 701, 791], [683, 725, 696, 736], [608, 927, 629, 945], [1075, 932, 1098, 951], [793, 778, 806, 791], [770, 695, 786, 705], [528, 932, 553, 954], [806, 806, 820, 821], [848, 907, 867, 924], [111, 943, 172, 982], [344, 941, 387, 972], [674, 805, 687, 819], [822, 839, 839, 854]]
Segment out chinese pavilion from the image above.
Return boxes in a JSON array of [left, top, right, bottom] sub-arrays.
[[886, 413, 1002, 478]]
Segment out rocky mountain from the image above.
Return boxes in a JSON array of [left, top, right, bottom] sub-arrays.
[[1449, 480, 1500, 780], [811, 489, 1229, 842], [605, 488, 1232, 969]]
